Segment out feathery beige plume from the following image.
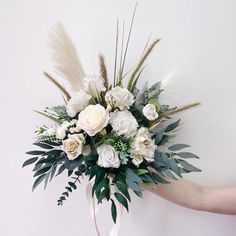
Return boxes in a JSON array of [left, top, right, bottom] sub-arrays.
[[49, 23, 85, 92], [99, 54, 109, 89]]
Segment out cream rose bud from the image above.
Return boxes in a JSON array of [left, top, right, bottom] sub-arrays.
[[83, 74, 106, 93], [66, 90, 91, 117], [109, 110, 138, 137], [62, 133, 85, 160], [97, 144, 120, 168], [56, 127, 66, 139], [105, 86, 134, 110], [142, 104, 159, 121], [77, 104, 109, 136]]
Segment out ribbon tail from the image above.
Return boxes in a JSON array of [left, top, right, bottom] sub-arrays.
[[86, 179, 100, 236]]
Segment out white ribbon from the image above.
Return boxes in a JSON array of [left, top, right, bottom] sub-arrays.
[[86, 179, 123, 236]]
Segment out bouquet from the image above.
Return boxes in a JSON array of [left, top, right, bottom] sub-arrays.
[[23, 10, 201, 227]]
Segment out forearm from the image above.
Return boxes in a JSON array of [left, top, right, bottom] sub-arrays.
[[145, 178, 236, 215]]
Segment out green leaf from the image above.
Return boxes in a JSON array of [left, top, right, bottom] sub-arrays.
[[142, 182, 157, 188], [111, 199, 117, 223], [135, 169, 149, 176], [162, 169, 177, 180], [148, 81, 161, 99], [32, 174, 46, 191], [64, 156, 83, 170], [169, 158, 182, 177], [155, 128, 166, 145], [22, 157, 38, 167], [68, 182, 77, 190], [42, 149, 63, 156], [65, 186, 72, 192], [152, 172, 170, 184], [168, 144, 191, 151], [62, 192, 69, 197], [26, 150, 45, 155], [134, 191, 143, 198], [126, 168, 142, 183], [176, 152, 199, 159], [56, 164, 65, 176], [116, 182, 131, 202], [178, 160, 201, 172], [165, 119, 181, 132], [114, 192, 129, 212], [50, 165, 57, 181], [33, 166, 51, 177], [33, 143, 53, 149]]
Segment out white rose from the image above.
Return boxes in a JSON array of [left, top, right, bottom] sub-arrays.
[[66, 90, 91, 117], [109, 110, 138, 137], [46, 127, 56, 136], [77, 104, 109, 136], [142, 104, 159, 121], [62, 133, 85, 160], [83, 74, 106, 93], [105, 86, 134, 110], [131, 127, 156, 166], [97, 144, 120, 168]]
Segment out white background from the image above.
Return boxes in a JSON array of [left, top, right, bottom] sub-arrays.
[[1, 0, 236, 235]]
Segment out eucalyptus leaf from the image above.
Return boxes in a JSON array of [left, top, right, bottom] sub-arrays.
[[176, 152, 199, 159], [178, 160, 201, 172], [168, 144, 191, 151], [165, 119, 181, 132]]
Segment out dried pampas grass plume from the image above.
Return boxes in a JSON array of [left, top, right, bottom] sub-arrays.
[[49, 23, 85, 92]]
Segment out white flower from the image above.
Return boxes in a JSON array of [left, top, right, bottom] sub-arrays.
[[46, 127, 56, 136], [131, 127, 156, 166], [66, 90, 91, 117], [105, 86, 134, 110], [109, 110, 138, 137], [97, 144, 120, 168], [83, 74, 106, 93], [77, 104, 109, 136], [56, 127, 66, 139], [142, 104, 159, 121], [62, 133, 85, 160]]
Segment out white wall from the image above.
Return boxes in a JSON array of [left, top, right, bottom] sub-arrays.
[[1, 0, 236, 235]]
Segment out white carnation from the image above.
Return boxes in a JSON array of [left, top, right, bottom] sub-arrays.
[[131, 127, 156, 166], [66, 90, 91, 117], [83, 74, 106, 93], [97, 144, 120, 168], [109, 110, 138, 137], [105, 86, 134, 110], [142, 104, 159, 121]]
